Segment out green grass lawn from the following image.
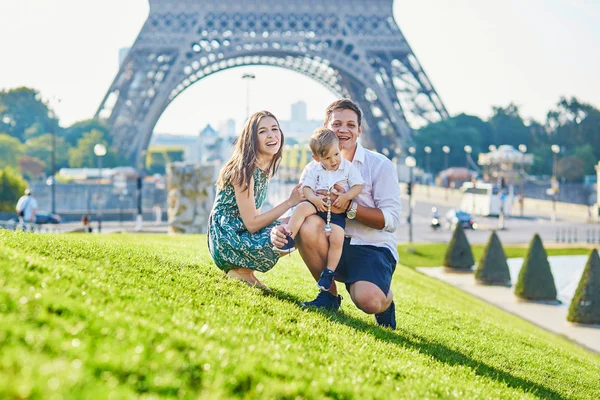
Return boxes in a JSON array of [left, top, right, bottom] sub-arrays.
[[1, 231, 599, 399], [398, 243, 594, 268]]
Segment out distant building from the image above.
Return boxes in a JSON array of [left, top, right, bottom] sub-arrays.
[[218, 119, 236, 138], [150, 133, 200, 163], [279, 101, 322, 142]]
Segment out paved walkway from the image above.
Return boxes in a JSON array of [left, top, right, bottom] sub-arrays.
[[417, 256, 600, 354]]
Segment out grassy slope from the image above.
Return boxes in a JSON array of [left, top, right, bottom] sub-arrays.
[[0, 232, 598, 399], [398, 243, 593, 268]]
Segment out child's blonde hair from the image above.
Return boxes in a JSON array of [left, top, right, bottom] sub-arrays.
[[309, 128, 339, 158]]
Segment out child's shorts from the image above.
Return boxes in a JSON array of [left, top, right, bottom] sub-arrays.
[[303, 200, 346, 229]]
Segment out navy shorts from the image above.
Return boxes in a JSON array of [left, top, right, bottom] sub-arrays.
[[304, 201, 346, 229], [335, 238, 396, 295]]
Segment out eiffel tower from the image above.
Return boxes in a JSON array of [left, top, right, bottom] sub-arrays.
[[96, 0, 448, 167]]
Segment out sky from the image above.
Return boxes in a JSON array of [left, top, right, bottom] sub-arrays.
[[0, 0, 599, 135]]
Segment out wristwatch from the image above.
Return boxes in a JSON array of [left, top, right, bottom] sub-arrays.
[[346, 202, 358, 219]]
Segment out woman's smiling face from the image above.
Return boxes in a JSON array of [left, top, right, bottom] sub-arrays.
[[256, 116, 282, 159]]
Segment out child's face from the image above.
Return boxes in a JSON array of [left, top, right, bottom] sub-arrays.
[[316, 144, 342, 171]]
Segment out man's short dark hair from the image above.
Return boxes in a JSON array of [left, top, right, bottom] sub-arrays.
[[324, 99, 363, 127]]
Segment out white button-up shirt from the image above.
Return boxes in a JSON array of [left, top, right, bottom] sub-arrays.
[[300, 143, 402, 262], [302, 158, 364, 193]]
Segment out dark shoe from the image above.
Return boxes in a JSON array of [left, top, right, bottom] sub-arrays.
[[273, 234, 296, 254], [375, 301, 396, 329], [301, 291, 342, 310], [317, 268, 335, 291]]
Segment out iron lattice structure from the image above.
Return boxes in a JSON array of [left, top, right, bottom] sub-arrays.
[[96, 0, 448, 166]]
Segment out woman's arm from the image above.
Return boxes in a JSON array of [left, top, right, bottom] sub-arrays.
[[234, 178, 302, 234]]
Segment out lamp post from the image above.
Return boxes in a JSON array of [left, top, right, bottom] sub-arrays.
[[94, 143, 107, 233], [405, 155, 416, 243], [46, 99, 60, 214], [518, 144, 527, 217], [442, 146, 450, 170], [424, 146, 431, 197], [464, 145, 472, 169], [551, 144, 560, 222], [242, 72, 256, 119]]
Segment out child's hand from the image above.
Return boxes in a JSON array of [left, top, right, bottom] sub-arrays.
[[333, 194, 349, 209], [311, 196, 329, 212]]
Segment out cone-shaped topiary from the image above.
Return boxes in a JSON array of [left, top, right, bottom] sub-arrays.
[[444, 224, 474, 271], [475, 231, 511, 286], [567, 249, 600, 324], [514, 234, 557, 301]]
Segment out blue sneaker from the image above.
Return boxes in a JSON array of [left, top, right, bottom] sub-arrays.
[[301, 291, 342, 310], [375, 301, 396, 329], [317, 268, 335, 291], [273, 234, 295, 254]]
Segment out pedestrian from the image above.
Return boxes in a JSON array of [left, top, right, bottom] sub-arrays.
[[81, 214, 93, 233], [207, 110, 304, 290], [15, 189, 38, 230], [271, 99, 402, 329]]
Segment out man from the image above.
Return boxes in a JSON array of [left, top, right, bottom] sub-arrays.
[[16, 189, 38, 228], [271, 99, 402, 328]]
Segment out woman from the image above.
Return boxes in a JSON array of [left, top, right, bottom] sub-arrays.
[[208, 110, 303, 290]]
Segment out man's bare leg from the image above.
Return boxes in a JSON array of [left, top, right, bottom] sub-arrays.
[[348, 281, 393, 314]]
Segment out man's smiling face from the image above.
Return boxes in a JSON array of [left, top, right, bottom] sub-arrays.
[[326, 108, 362, 153]]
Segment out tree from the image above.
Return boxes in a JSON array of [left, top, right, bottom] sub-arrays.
[[62, 119, 111, 147], [0, 87, 57, 142], [488, 103, 531, 147], [557, 156, 585, 182], [475, 231, 511, 286], [568, 249, 600, 324], [0, 133, 24, 169], [69, 130, 118, 168], [414, 117, 484, 173], [443, 224, 474, 271], [0, 167, 27, 212], [24, 134, 71, 174], [514, 234, 557, 301], [19, 155, 45, 180]]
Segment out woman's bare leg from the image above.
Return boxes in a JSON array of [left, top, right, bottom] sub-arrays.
[[227, 268, 271, 291]]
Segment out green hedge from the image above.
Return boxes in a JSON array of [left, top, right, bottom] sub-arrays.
[[568, 249, 600, 324], [475, 231, 511, 286], [444, 224, 474, 271], [514, 234, 557, 301]]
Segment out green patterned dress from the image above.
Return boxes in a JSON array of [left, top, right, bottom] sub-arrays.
[[208, 168, 280, 273]]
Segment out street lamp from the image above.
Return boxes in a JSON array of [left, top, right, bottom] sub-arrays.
[[489, 144, 497, 152], [47, 99, 60, 214], [94, 143, 107, 233], [405, 155, 417, 243], [242, 72, 256, 119], [424, 146, 432, 196], [518, 144, 527, 217], [464, 145, 472, 169], [408, 146, 416, 155], [442, 146, 450, 170], [551, 144, 560, 222]]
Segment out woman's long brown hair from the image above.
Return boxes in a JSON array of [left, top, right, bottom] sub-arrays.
[[216, 110, 284, 194]]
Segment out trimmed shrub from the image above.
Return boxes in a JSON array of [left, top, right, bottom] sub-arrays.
[[514, 234, 557, 301], [444, 224, 474, 271], [475, 231, 511, 286], [567, 249, 600, 324]]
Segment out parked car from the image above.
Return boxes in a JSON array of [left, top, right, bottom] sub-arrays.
[[445, 209, 477, 230], [9, 212, 61, 225]]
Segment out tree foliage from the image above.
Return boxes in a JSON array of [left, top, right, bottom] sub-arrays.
[[0, 133, 24, 170], [514, 235, 557, 301], [475, 231, 511, 286], [443, 224, 474, 270], [24, 134, 71, 175], [0, 167, 27, 212], [488, 104, 531, 148], [0, 87, 57, 142], [69, 130, 117, 168], [567, 250, 600, 324], [19, 155, 45, 180], [62, 119, 111, 147]]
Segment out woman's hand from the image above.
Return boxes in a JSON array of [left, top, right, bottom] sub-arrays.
[[270, 224, 291, 248], [287, 183, 305, 207]]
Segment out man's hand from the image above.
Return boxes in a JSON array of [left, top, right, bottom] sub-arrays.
[[270, 224, 291, 248]]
